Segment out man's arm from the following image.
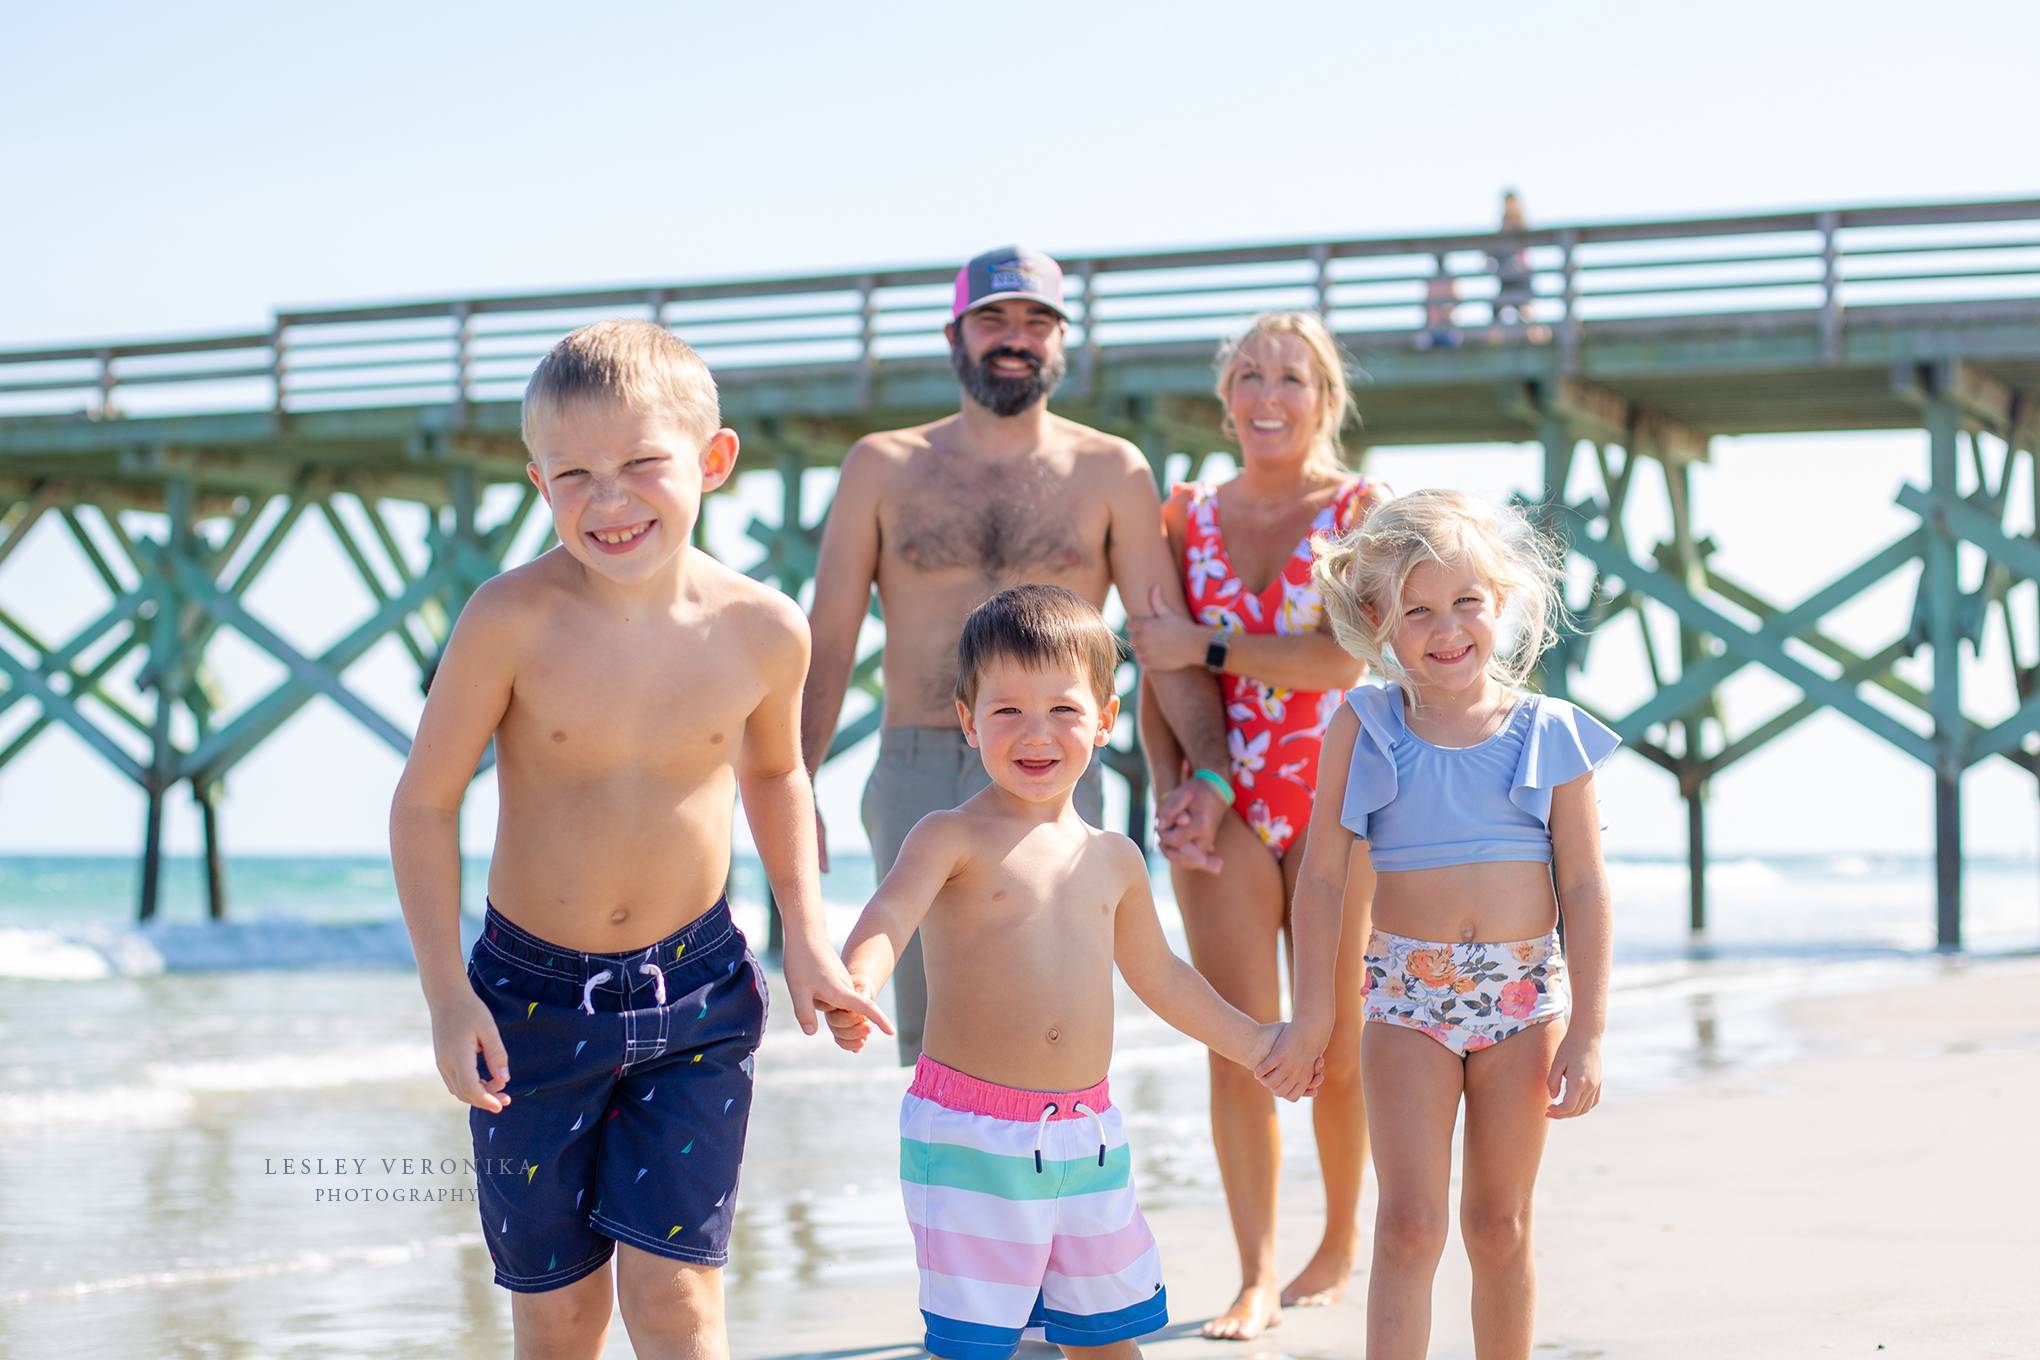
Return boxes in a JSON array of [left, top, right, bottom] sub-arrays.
[[1100, 445, 1231, 869], [800, 438, 886, 868], [389, 577, 520, 1112], [739, 590, 891, 1039]]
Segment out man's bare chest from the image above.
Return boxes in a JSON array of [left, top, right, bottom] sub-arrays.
[[881, 463, 1106, 579]]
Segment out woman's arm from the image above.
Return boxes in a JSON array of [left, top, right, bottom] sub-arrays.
[[1546, 773, 1611, 1118], [1219, 629, 1366, 692]]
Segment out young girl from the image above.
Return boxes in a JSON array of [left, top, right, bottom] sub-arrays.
[[1257, 489, 1617, 1359]]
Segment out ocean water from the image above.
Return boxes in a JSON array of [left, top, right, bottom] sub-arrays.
[[0, 851, 2033, 1357]]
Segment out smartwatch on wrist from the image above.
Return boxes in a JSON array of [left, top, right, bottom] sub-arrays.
[[1203, 630, 1231, 674]]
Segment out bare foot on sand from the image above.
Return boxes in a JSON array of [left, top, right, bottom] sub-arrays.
[[1201, 1283, 1282, 1340], [1279, 1243, 1357, 1308]]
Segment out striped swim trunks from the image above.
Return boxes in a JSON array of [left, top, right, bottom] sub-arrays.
[[899, 1055, 1168, 1360]]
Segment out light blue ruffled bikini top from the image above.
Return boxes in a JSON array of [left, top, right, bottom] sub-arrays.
[[1339, 684, 1621, 872]]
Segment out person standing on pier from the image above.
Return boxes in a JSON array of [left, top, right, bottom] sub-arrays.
[[1488, 189, 1547, 343], [1127, 311, 1388, 1339], [801, 245, 1237, 1065]]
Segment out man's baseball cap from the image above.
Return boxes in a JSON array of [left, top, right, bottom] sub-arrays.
[[952, 246, 1069, 321]]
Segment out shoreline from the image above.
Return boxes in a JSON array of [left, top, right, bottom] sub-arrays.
[[729, 950, 2040, 1358], [0, 933, 2032, 1356]]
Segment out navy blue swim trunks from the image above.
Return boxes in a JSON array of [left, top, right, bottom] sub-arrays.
[[466, 898, 768, 1292]]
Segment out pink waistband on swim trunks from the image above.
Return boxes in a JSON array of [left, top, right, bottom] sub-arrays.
[[909, 1054, 1111, 1121]]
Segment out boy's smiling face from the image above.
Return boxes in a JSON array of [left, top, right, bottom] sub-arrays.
[[524, 401, 736, 585], [957, 656, 1117, 805]]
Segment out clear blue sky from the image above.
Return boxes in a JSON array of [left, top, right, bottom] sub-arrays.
[[2, 2, 2035, 857]]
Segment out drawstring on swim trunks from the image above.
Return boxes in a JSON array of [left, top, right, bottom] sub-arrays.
[[1072, 1100, 1107, 1167], [1030, 1101, 1108, 1172], [638, 962, 666, 1006], [581, 969, 614, 1015], [1032, 1103, 1059, 1173]]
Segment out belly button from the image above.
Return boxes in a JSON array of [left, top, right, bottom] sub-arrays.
[[1046, 1027, 1060, 1044], [610, 909, 629, 926]]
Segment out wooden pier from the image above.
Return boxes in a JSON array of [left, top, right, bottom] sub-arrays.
[[2, 196, 2036, 943]]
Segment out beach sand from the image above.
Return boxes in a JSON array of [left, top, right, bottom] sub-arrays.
[[735, 953, 2040, 1359]]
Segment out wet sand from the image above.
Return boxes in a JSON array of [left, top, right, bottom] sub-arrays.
[[3, 943, 2032, 1358], [739, 953, 2040, 1359]]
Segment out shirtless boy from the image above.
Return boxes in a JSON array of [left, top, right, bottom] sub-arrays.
[[825, 585, 1316, 1359], [390, 320, 885, 1360]]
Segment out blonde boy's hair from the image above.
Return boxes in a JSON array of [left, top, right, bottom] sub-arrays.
[[521, 319, 721, 450], [956, 585, 1124, 709], [1311, 489, 1565, 698], [1213, 311, 1360, 474]]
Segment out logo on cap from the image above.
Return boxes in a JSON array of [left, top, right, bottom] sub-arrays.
[[954, 245, 1069, 320]]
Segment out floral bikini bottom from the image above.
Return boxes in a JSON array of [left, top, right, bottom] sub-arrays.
[[1361, 928, 1570, 1058]]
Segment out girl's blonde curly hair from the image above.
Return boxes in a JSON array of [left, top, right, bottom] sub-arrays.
[[1310, 489, 1566, 699]]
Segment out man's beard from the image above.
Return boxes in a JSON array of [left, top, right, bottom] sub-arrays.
[[950, 339, 1067, 417]]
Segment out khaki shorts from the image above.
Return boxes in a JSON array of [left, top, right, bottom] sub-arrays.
[[862, 726, 1104, 1065]]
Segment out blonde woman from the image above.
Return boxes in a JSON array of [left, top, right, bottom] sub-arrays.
[[1130, 312, 1388, 1339]]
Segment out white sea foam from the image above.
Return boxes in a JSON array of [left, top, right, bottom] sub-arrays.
[[142, 1042, 435, 1094], [0, 916, 420, 980], [0, 1042, 440, 1131], [1607, 857, 1788, 892], [0, 926, 165, 980], [0, 1084, 196, 1131], [0, 1232, 481, 1305]]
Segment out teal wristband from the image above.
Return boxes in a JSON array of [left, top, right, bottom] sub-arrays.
[[1191, 768, 1235, 806]]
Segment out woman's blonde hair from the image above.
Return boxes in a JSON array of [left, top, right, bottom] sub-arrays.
[[1213, 311, 1358, 473], [1311, 489, 1566, 698]]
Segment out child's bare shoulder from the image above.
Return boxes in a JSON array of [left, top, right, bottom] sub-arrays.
[[1086, 826, 1150, 888], [899, 806, 973, 869], [693, 552, 808, 659], [449, 554, 570, 648]]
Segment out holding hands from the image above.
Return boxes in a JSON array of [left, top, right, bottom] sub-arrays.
[[1253, 1018, 1328, 1102], [823, 976, 884, 1052], [785, 943, 894, 1041]]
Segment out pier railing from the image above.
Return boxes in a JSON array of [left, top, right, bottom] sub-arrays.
[[3, 197, 2038, 422]]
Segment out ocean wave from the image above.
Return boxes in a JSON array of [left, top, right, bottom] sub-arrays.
[[0, 1232, 480, 1305], [0, 1042, 441, 1131], [0, 916, 432, 980], [143, 1042, 435, 1094], [0, 1085, 197, 1131]]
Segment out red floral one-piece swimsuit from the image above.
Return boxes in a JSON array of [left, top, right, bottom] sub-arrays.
[[1176, 477, 1371, 856]]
